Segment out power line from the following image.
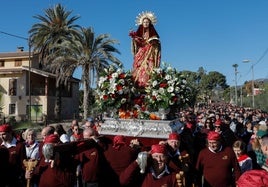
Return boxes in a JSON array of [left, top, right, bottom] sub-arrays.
[[253, 47, 268, 66], [0, 30, 28, 41]]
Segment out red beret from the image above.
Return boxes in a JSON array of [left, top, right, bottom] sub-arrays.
[[0, 124, 12, 132], [113, 135, 126, 149], [44, 134, 60, 144], [168, 132, 180, 140], [151, 144, 167, 155], [207, 131, 221, 141], [236, 170, 268, 187]]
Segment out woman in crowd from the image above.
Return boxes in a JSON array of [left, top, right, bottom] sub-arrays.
[[23, 128, 40, 160], [70, 123, 83, 142]]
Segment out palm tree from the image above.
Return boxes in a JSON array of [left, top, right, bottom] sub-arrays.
[[50, 27, 122, 119], [29, 4, 81, 120], [29, 4, 80, 60]]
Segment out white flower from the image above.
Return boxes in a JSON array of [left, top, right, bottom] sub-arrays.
[[155, 68, 162, 74], [117, 68, 123, 74], [152, 90, 158, 97], [167, 86, 174, 93], [165, 74, 172, 80], [118, 79, 125, 85], [98, 76, 107, 86], [112, 72, 118, 79], [121, 98, 126, 104], [159, 88, 165, 94], [152, 80, 158, 87]]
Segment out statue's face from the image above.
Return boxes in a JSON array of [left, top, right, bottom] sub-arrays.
[[142, 18, 150, 28]]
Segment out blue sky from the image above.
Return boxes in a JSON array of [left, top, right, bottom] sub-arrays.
[[1, 0, 268, 86]]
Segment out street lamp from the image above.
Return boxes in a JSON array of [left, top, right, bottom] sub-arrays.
[[0, 30, 32, 120], [243, 59, 254, 108], [232, 64, 238, 105]]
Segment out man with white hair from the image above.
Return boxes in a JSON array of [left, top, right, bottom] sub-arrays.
[[120, 144, 181, 187]]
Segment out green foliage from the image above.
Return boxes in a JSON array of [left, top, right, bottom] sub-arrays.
[[180, 68, 228, 105]]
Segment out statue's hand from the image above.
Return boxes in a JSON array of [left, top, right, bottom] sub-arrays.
[[129, 31, 137, 38]]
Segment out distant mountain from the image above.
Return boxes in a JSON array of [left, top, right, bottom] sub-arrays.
[[255, 78, 268, 83]]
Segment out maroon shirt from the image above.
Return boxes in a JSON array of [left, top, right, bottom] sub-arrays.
[[39, 165, 75, 187], [104, 144, 138, 176], [0, 146, 9, 186], [2, 139, 26, 186], [196, 146, 241, 187], [77, 146, 100, 182], [120, 161, 180, 187], [103, 143, 138, 186]]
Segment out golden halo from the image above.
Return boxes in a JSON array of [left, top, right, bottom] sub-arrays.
[[135, 11, 157, 26]]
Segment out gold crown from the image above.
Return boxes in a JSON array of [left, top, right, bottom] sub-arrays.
[[135, 11, 157, 26]]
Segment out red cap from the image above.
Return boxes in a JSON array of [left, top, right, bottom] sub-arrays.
[[113, 135, 126, 149], [236, 170, 268, 187], [44, 134, 60, 144], [168, 132, 180, 140], [215, 120, 222, 126], [0, 124, 12, 132], [207, 131, 221, 141], [151, 144, 167, 155]]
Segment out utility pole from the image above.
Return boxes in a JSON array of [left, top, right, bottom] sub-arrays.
[[232, 64, 238, 105], [243, 59, 255, 108]]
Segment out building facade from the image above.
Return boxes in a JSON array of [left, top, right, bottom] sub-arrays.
[[0, 48, 80, 122]]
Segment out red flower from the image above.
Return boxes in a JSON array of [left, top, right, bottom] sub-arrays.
[[172, 96, 178, 102], [119, 73, 125, 79], [116, 85, 123, 91], [103, 95, 108, 100], [159, 83, 168, 88]]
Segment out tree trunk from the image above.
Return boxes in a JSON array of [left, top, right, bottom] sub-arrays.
[[54, 85, 62, 121], [82, 65, 90, 120]]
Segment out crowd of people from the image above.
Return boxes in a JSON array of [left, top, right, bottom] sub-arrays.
[[0, 103, 268, 187]]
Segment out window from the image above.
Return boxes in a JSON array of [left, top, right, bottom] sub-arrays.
[[15, 59, 22, 67], [0, 61, 4, 67], [9, 104, 16, 115], [9, 79, 17, 96]]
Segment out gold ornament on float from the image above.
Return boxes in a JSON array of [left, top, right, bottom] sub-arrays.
[[135, 11, 157, 26]]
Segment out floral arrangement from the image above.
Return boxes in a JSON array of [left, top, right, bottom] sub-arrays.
[[144, 65, 189, 111], [95, 63, 190, 120], [95, 65, 134, 111]]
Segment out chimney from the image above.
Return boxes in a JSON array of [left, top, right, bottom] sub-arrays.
[[17, 46, 24, 52]]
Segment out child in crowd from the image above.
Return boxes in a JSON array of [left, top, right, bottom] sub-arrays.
[[233, 140, 252, 173]]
